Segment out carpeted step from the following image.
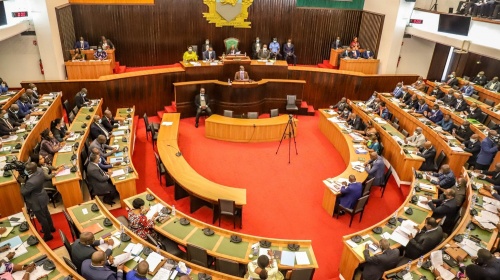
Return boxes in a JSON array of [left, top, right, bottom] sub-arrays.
[[171, 101, 176, 110], [165, 105, 176, 113], [300, 101, 308, 108], [317, 63, 328, 68], [307, 105, 315, 116], [116, 65, 127, 74], [157, 110, 165, 119]]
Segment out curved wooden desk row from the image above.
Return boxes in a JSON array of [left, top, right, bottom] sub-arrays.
[[0, 88, 25, 110], [205, 114, 298, 142], [318, 109, 370, 216], [158, 113, 246, 215], [173, 79, 306, 118], [0, 93, 63, 217], [377, 93, 471, 176], [52, 99, 103, 208], [349, 103, 424, 184], [68, 198, 243, 279], [106, 107, 139, 208], [124, 189, 318, 271], [457, 78, 500, 105], [383, 170, 499, 279], [0, 210, 84, 279], [339, 173, 440, 280]]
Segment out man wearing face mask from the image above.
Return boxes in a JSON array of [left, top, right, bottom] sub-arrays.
[[475, 130, 499, 170], [28, 83, 39, 99], [25, 89, 39, 106], [0, 109, 25, 136], [20, 162, 55, 241], [472, 71, 488, 86], [331, 36, 342, 49], [269, 38, 282, 60], [444, 72, 458, 87], [201, 39, 211, 52], [90, 116, 110, 141], [15, 94, 34, 119], [234, 65, 249, 81], [183, 46, 198, 62], [460, 81, 475, 97], [75, 88, 90, 109], [0, 78, 8, 93], [463, 134, 481, 168], [453, 94, 469, 112], [252, 37, 262, 59], [94, 47, 107, 60], [463, 102, 482, 120], [194, 88, 212, 128], [477, 162, 500, 185], [283, 39, 297, 66], [7, 104, 24, 127], [202, 47, 217, 61], [484, 76, 500, 93], [463, 248, 500, 280], [74, 36, 90, 50], [424, 104, 443, 123], [452, 121, 473, 142], [257, 44, 270, 60], [439, 90, 457, 107], [405, 127, 426, 148]]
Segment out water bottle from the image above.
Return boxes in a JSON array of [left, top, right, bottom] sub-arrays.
[[393, 210, 398, 220], [172, 205, 176, 216], [156, 244, 160, 253], [417, 256, 423, 268], [464, 228, 470, 239], [120, 223, 124, 234], [406, 261, 411, 272], [471, 194, 476, 209]]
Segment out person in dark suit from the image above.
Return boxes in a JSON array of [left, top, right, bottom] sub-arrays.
[[399, 87, 412, 104], [347, 113, 365, 131], [283, 39, 297, 66], [90, 115, 110, 140], [234, 65, 250, 81], [365, 152, 386, 186], [428, 189, 459, 234], [348, 48, 361, 59], [417, 141, 436, 171], [20, 163, 55, 241], [404, 217, 443, 260], [475, 130, 499, 170], [202, 47, 217, 61], [477, 162, 500, 185], [0, 109, 24, 136], [335, 175, 363, 214], [362, 49, 375, 59], [102, 109, 123, 133], [257, 44, 271, 60], [484, 76, 500, 92], [462, 103, 482, 120], [332, 97, 350, 111], [472, 71, 488, 86], [99, 36, 115, 50], [340, 48, 350, 59], [90, 136, 118, 158], [71, 232, 114, 274], [460, 81, 475, 97], [75, 88, 90, 109], [463, 134, 481, 168], [427, 164, 456, 189], [424, 104, 443, 123], [252, 37, 262, 59], [361, 239, 399, 280], [453, 121, 473, 142], [74, 36, 90, 50], [126, 261, 149, 280], [444, 72, 458, 87], [16, 95, 34, 119], [194, 88, 212, 128], [7, 104, 24, 127], [453, 94, 469, 112], [25, 89, 39, 106], [406, 94, 420, 110], [331, 37, 342, 49], [439, 90, 457, 107], [436, 113, 454, 132], [464, 248, 500, 280], [82, 251, 123, 280], [87, 154, 119, 204], [88, 147, 116, 171], [51, 118, 69, 142], [437, 177, 466, 207], [413, 99, 429, 115]]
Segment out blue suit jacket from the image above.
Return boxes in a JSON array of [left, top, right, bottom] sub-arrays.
[[74, 40, 90, 50], [428, 110, 443, 123], [431, 171, 456, 189], [393, 87, 403, 98], [362, 51, 374, 59], [415, 103, 429, 114], [340, 182, 363, 209], [367, 157, 386, 186], [476, 137, 499, 166], [16, 100, 32, 118], [81, 259, 123, 280], [460, 85, 474, 97]]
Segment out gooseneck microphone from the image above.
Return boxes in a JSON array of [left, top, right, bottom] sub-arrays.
[[166, 144, 182, 157]]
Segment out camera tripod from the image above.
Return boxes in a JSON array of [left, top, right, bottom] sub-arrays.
[[275, 114, 298, 164]]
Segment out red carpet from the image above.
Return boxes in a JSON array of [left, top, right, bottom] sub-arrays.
[[124, 63, 182, 73], [49, 112, 404, 279]]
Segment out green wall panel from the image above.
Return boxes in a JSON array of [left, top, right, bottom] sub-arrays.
[[296, 0, 365, 10]]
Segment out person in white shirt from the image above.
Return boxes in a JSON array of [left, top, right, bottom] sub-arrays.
[[405, 127, 426, 148], [245, 253, 284, 280]]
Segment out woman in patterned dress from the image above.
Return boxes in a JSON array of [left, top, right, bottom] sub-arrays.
[[128, 198, 159, 240]]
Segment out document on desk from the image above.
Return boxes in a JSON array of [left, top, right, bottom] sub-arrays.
[[328, 117, 346, 123], [483, 197, 500, 207], [280, 251, 295, 266], [162, 122, 173, 126], [146, 203, 165, 220], [0, 236, 27, 260], [419, 183, 435, 192], [3, 135, 18, 142], [98, 236, 121, 251], [111, 252, 132, 267], [417, 201, 432, 210], [113, 130, 125, 136], [474, 216, 497, 230], [459, 239, 481, 257], [8, 212, 26, 226], [483, 203, 499, 213], [389, 227, 411, 246], [480, 210, 499, 224], [59, 145, 73, 153], [12, 264, 52, 280], [111, 169, 126, 177], [55, 168, 71, 177], [295, 251, 310, 265], [450, 146, 464, 152], [152, 268, 172, 280], [145, 252, 164, 273]]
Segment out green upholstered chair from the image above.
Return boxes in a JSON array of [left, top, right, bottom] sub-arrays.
[[224, 37, 239, 53]]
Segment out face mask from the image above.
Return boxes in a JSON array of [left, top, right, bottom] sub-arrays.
[[14, 110, 19, 114], [98, 49, 102, 52], [24, 170, 30, 176], [460, 125, 465, 129], [98, 119, 102, 124], [3, 113, 8, 119], [470, 139, 477, 143], [205, 41, 209, 44], [33, 87, 37, 91], [0, 263, 5, 274], [240, 70, 244, 73], [82, 93, 86, 97], [273, 40, 277, 43], [263, 48, 267, 51], [343, 110, 348, 114], [448, 94, 452, 97], [188, 49, 192, 52], [256, 39, 259, 43], [61, 122, 65, 127], [288, 43, 291, 46], [432, 110, 436, 113]]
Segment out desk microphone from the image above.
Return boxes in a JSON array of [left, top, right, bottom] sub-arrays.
[[166, 145, 182, 157]]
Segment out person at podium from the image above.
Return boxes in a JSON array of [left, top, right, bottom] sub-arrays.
[[234, 65, 250, 81], [257, 44, 270, 60], [74, 36, 89, 50], [99, 36, 114, 50], [350, 36, 360, 49], [93, 47, 107, 60], [228, 45, 239, 55], [349, 47, 361, 59], [183, 46, 198, 62], [202, 47, 217, 61], [331, 36, 342, 49]]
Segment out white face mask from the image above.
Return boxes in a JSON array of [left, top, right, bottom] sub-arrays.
[[470, 139, 477, 143], [205, 41, 209, 44], [287, 43, 291, 46], [263, 48, 267, 51], [33, 87, 37, 91], [3, 113, 8, 119], [188, 48, 193, 52], [98, 119, 102, 124], [0, 262, 6, 274], [256, 39, 259, 43]]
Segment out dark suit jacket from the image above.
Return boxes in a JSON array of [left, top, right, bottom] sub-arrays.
[[405, 226, 443, 260], [257, 49, 270, 59], [477, 137, 498, 166], [194, 94, 210, 109], [87, 163, 114, 195], [75, 92, 89, 109], [465, 257, 500, 280], [90, 123, 109, 140], [340, 50, 350, 58], [331, 40, 342, 49], [71, 240, 112, 273], [81, 259, 123, 280], [283, 43, 295, 55], [367, 157, 385, 186], [234, 71, 249, 81], [483, 169, 500, 185], [16, 100, 32, 118], [428, 109, 443, 123], [20, 168, 49, 212], [202, 50, 217, 60], [454, 100, 469, 112], [51, 127, 67, 142], [362, 248, 399, 280], [101, 116, 116, 133], [339, 182, 362, 209], [7, 110, 23, 127], [348, 116, 365, 131], [445, 77, 458, 87], [400, 91, 411, 104], [467, 107, 482, 120], [463, 139, 481, 164], [418, 146, 436, 171], [101, 39, 114, 50], [0, 118, 17, 136], [348, 50, 361, 59], [362, 51, 374, 59], [472, 75, 487, 86], [74, 40, 90, 50], [439, 95, 457, 107], [428, 198, 459, 234]]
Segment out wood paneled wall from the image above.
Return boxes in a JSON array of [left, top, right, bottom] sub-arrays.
[[450, 52, 500, 80], [359, 11, 384, 57], [427, 43, 451, 81], [67, 0, 378, 66], [56, 4, 76, 62]]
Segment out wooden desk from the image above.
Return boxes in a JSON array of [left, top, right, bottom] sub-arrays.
[[318, 110, 370, 216], [174, 79, 305, 117], [0, 88, 25, 110], [125, 189, 318, 271], [221, 55, 252, 64], [205, 114, 297, 142], [457, 77, 500, 105], [329, 48, 344, 67], [70, 49, 115, 66], [68, 198, 242, 279], [0, 94, 62, 217], [339, 58, 379, 74], [52, 99, 103, 208], [107, 107, 138, 208], [65, 60, 113, 79], [158, 113, 247, 214]]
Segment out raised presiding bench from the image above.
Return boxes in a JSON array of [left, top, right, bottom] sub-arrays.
[[205, 114, 298, 142], [158, 113, 246, 217], [125, 189, 318, 272], [65, 60, 113, 80], [339, 58, 379, 74]]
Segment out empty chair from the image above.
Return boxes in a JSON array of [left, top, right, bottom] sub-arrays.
[[63, 257, 78, 273], [216, 258, 244, 277], [483, 99, 495, 107], [401, 129, 409, 137], [432, 150, 447, 172], [148, 234, 186, 259], [362, 177, 375, 197], [143, 113, 160, 140], [392, 117, 399, 124], [378, 142, 384, 156], [289, 268, 315, 280], [187, 243, 214, 268], [223, 110, 233, 118], [154, 151, 167, 185], [72, 106, 79, 115], [487, 120, 498, 130], [391, 122, 400, 130], [63, 209, 80, 241], [335, 195, 370, 227], [116, 216, 130, 228], [470, 94, 480, 100], [63, 99, 71, 116], [215, 199, 241, 229], [372, 168, 393, 197], [59, 229, 72, 256], [477, 112, 488, 124], [150, 124, 158, 150], [247, 112, 258, 119], [68, 111, 75, 123], [286, 95, 299, 114], [270, 108, 279, 118]]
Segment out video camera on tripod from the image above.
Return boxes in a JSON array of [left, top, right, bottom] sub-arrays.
[[3, 156, 28, 179]]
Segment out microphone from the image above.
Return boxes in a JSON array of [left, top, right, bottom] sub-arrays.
[[166, 145, 182, 157]]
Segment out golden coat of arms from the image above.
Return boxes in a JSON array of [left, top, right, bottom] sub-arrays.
[[203, 0, 254, 28]]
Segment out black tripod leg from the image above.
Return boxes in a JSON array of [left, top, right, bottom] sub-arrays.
[[276, 121, 290, 154], [290, 119, 298, 155]]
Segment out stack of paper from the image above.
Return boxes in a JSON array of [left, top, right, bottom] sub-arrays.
[[327, 117, 346, 123], [145, 252, 164, 273], [483, 197, 500, 207], [55, 168, 71, 177], [480, 211, 499, 224], [124, 243, 144, 256], [111, 252, 132, 267], [417, 201, 432, 210], [280, 251, 295, 266], [162, 122, 173, 126], [3, 135, 18, 142], [430, 251, 455, 280], [419, 183, 435, 191], [459, 239, 481, 257], [474, 216, 497, 230], [146, 204, 165, 220], [113, 130, 125, 136], [12, 264, 52, 280], [111, 169, 126, 178], [355, 148, 368, 154], [152, 268, 172, 280], [98, 236, 121, 251], [295, 252, 310, 265], [0, 236, 28, 260], [349, 133, 364, 141], [59, 145, 73, 153], [389, 222, 417, 246], [483, 203, 499, 213], [450, 146, 464, 152], [8, 212, 26, 226], [373, 117, 387, 124]]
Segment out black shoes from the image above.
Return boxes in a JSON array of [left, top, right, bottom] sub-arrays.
[[43, 235, 54, 242], [195, 123, 199, 128]]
